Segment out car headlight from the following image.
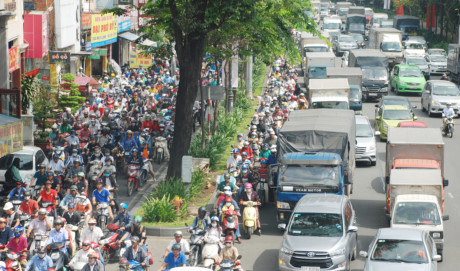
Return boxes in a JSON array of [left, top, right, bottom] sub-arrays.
[[277, 201, 290, 209], [330, 248, 346, 257], [368, 145, 376, 151], [432, 100, 441, 106], [430, 231, 443, 239], [280, 246, 294, 255], [380, 87, 388, 92], [384, 80, 389, 85]]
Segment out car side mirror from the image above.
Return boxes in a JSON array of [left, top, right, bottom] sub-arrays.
[[278, 223, 287, 231], [375, 104, 379, 108], [375, 116, 381, 120], [443, 215, 450, 221], [359, 251, 368, 258], [347, 225, 358, 232], [443, 179, 449, 187], [374, 131, 381, 136], [433, 255, 442, 262], [413, 116, 418, 120]]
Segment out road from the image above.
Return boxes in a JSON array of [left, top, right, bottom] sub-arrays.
[[107, 76, 460, 271]]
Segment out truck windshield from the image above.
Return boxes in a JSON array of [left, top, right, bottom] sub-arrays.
[[381, 22, 393, 28], [288, 213, 343, 237], [433, 85, 459, 96], [383, 109, 411, 120], [349, 86, 362, 101], [311, 101, 349, 109], [280, 165, 340, 187], [324, 22, 341, 30], [349, 24, 364, 32], [393, 202, 441, 225], [430, 55, 446, 62], [309, 67, 327, 79], [362, 68, 388, 80], [371, 239, 428, 264], [382, 41, 402, 52], [406, 43, 423, 50], [304, 46, 328, 53]]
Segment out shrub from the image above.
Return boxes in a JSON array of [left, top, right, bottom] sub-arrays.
[[187, 169, 207, 201], [151, 177, 187, 200], [142, 195, 178, 222]]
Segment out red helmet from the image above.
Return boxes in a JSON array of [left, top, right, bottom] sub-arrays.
[[134, 92, 138, 96], [224, 235, 233, 243], [225, 197, 233, 203], [244, 183, 252, 189]]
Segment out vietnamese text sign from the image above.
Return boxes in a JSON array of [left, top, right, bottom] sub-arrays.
[[91, 13, 118, 48], [82, 13, 92, 30], [88, 48, 107, 60], [0, 122, 23, 155], [129, 50, 152, 68], [8, 46, 19, 73], [49, 51, 70, 64], [117, 15, 131, 33]]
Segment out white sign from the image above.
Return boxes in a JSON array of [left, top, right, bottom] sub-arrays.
[[181, 155, 193, 184]]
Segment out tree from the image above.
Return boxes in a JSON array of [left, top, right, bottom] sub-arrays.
[[58, 73, 86, 113], [108, 0, 317, 179]]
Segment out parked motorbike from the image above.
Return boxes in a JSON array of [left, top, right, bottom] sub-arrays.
[[241, 200, 260, 239], [46, 242, 70, 271], [126, 164, 141, 196], [186, 224, 206, 266], [201, 235, 221, 269]]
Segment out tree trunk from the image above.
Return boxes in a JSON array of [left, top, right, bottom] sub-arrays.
[[167, 36, 206, 179], [224, 61, 230, 114], [200, 79, 206, 150], [240, 57, 245, 95]]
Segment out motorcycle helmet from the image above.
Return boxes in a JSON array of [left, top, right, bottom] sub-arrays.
[[198, 206, 206, 219], [88, 218, 97, 225], [88, 251, 99, 258], [38, 209, 47, 215], [223, 174, 230, 180], [224, 236, 233, 243], [96, 178, 103, 184], [244, 183, 253, 189], [242, 164, 249, 170], [241, 152, 248, 157], [211, 216, 219, 222], [54, 218, 63, 226], [131, 148, 138, 153], [53, 154, 60, 159], [243, 141, 249, 147], [78, 171, 85, 178], [225, 197, 233, 203], [82, 239, 91, 246], [131, 236, 140, 243], [13, 226, 23, 238], [38, 164, 46, 169], [171, 244, 181, 252], [134, 215, 143, 225], [174, 231, 183, 237], [68, 203, 76, 209], [224, 191, 232, 197], [223, 185, 231, 192], [120, 203, 128, 210]]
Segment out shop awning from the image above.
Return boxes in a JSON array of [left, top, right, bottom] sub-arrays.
[[118, 32, 140, 42], [141, 39, 158, 47]]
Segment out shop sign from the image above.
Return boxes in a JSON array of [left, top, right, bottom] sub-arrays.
[[0, 122, 23, 156], [49, 51, 70, 64], [8, 46, 19, 73], [91, 13, 118, 48], [82, 13, 93, 30], [117, 15, 131, 33], [129, 50, 152, 68], [88, 48, 108, 60], [85, 42, 92, 52]]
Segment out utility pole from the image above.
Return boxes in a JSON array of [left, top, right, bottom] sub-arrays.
[[246, 55, 253, 99]]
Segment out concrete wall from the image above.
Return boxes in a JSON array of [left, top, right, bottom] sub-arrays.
[[6, 0, 23, 45]]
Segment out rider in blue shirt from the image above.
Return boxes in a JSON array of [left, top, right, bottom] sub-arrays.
[[160, 244, 186, 270], [122, 130, 138, 151], [8, 181, 26, 201]]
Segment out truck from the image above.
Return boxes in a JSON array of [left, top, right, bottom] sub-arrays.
[[302, 51, 335, 84], [309, 78, 350, 109], [336, 1, 353, 23], [349, 49, 389, 100], [371, 13, 388, 28], [346, 14, 366, 35], [274, 109, 356, 223], [348, 6, 365, 15], [393, 15, 420, 40], [326, 67, 362, 112], [447, 43, 460, 84], [299, 34, 330, 57], [367, 28, 403, 65], [322, 16, 342, 36]]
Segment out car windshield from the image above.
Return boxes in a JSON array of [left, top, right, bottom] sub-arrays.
[[406, 58, 426, 65], [393, 202, 441, 225], [338, 8, 348, 16], [383, 109, 411, 120], [429, 50, 446, 56], [339, 36, 355, 43], [349, 86, 361, 101], [362, 68, 387, 80], [350, 34, 364, 43], [433, 85, 459, 96], [400, 68, 422, 77], [280, 165, 340, 188], [356, 123, 373, 137], [430, 55, 446, 62], [371, 239, 428, 264], [382, 41, 402, 52], [407, 43, 423, 50], [0, 154, 33, 170], [311, 101, 349, 109], [304, 46, 328, 53], [381, 22, 393, 28], [288, 213, 343, 237], [324, 22, 341, 30], [382, 99, 410, 108]]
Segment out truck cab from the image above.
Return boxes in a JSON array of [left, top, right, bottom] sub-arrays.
[[275, 152, 345, 223]]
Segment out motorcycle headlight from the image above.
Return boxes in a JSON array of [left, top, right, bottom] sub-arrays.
[[51, 252, 60, 260], [330, 248, 346, 257], [280, 246, 294, 255]]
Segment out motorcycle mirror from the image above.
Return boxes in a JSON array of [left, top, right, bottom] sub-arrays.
[[237, 255, 242, 260]]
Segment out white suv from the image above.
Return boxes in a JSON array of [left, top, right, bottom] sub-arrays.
[[355, 115, 378, 166]]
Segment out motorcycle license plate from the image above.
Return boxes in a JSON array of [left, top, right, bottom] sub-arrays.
[[301, 267, 320, 271], [157, 148, 163, 153], [125, 152, 130, 156]]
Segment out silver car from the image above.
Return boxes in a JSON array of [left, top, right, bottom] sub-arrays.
[[402, 57, 430, 79], [425, 54, 447, 74], [355, 116, 379, 166], [427, 48, 446, 57], [360, 228, 441, 271], [334, 35, 358, 56], [279, 194, 358, 271], [421, 80, 460, 117]]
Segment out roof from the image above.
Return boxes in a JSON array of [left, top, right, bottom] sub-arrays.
[[390, 168, 442, 186], [427, 80, 457, 87], [394, 15, 420, 20], [387, 127, 443, 145], [326, 67, 362, 76], [396, 194, 439, 203], [309, 78, 349, 90], [396, 64, 420, 70], [0, 114, 21, 125], [295, 194, 347, 214], [305, 52, 335, 58], [377, 228, 425, 241], [382, 96, 409, 101], [350, 49, 385, 57], [74, 76, 100, 87], [13, 146, 42, 155], [371, 27, 401, 33], [282, 109, 355, 133]]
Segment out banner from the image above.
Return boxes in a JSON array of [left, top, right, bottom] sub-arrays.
[[129, 50, 152, 68], [8, 46, 19, 73], [0, 122, 23, 156], [88, 48, 107, 60], [91, 13, 118, 48], [117, 15, 131, 33], [49, 51, 70, 64], [82, 13, 92, 30]]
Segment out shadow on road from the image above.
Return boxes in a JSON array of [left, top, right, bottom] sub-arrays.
[[251, 249, 279, 271], [351, 199, 388, 230], [370, 177, 385, 194]]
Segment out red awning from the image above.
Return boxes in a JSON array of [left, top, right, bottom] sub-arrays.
[[74, 76, 100, 88]]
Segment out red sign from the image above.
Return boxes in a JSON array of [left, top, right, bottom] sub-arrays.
[[41, 75, 49, 81], [24, 11, 49, 59], [8, 46, 19, 73], [82, 13, 94, 30]]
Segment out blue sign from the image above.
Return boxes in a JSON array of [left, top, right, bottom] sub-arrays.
[[118, 18, 131, 33], [85, 42, 92, 51]]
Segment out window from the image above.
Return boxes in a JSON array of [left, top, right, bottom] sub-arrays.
[[35, 150, 46, 168]]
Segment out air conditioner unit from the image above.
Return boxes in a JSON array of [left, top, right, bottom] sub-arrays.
[[117, 0, 133, 5]]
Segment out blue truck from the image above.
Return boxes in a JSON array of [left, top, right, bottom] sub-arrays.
[[273, 109, 356, 224]]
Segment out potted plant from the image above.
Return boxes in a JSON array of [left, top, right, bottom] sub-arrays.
[[33, 84, 57, 153]]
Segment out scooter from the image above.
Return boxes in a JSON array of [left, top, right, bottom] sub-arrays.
[[126, 164, 141, 196], [241, 200, 260, 239], [255, 177, 269, 206], [96, 202, 111, 230], [119, 260, 144, 271], [202, 235, 221, 269], [5, 250, 22, 271], [67, 220, 85, 256], [46, 242, 70, 271], [443, 116, 455, 138], [222, 209, 238, 241], [154, 136, 167, 164], [217, 255, 243, 271], [99, 223, 124, 262], [186, 224, 206, 266], [19, 213, 32, 229]]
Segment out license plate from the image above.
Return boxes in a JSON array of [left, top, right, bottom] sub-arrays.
[[301, 267, 320, 271], [368, 93, 377, 97]]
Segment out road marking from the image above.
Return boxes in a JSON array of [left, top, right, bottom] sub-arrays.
[[448, 192, 454, 199]]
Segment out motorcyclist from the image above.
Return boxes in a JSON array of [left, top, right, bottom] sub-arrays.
[[24, 246, 53, 271], [7, 180, 26, 201], [76, 193, 92, 225], [204, 216, 223, 245], [80, 218, 103, 246], [191, 207, 211, 231], [26, 208, 52, 252], [68, 239, 95, 270], [131, 215, 147, 251], [236, 164, 256, 198], [112, 203, 133, 245], [235, 133, 246, 149], [239, 183, 261, 235], [259, 144, 271, 159], [2, 202, 19, 228], [65, 148, 84, 168], [81, 251, 104, 271], [46, 218, 70, 255], [84, 136, 100, 159], [162, 231, 190, 259], [30, 164, 48, 188], [153, 127, 170, 162], [121, 236, 150, 270], [226, 149, 242, 170], [442, 103, 456, 131], [122, 130, 139, 151], [19, 191, 39, 216], [158, 243, 186, 270], [92, 179, 114, 221], [141, 141, 157, 181], [218, 236, 242, 270], [263, 129, 278, 146], [7, 226, 28, 268], [75, 172, 89, 194], [65, 160, 85, 181], [239, 143, 254, 161], [89, 145, 104, 162], [217, 190, 233, 207], [67, 130, 80, 147], [141, 115, 155, 133], [63, 203, 81, 245], [268, 146, 277, 165], [217, 174, 238, 195], [48, 154, 66, 173]]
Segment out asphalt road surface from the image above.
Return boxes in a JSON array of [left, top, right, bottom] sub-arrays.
[[108, 75, 460, 271]]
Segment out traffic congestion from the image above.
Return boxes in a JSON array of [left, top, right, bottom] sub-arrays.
[[0, 0, 459, 271]]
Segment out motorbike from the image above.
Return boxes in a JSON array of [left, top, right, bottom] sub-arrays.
[[40, 200, 57, 218], [87, 160, 102, 185], [100, 223, 124, 262], [255, 176, 269, 206], [113, 143, 126, 176], [46, 242, 70, 271], [241, 200, 260, 239], [222, 209, 238, 242], [154, 136, 167, 164], [444, 116, 455, 138], [67, 220, 85, 257], [96, 202, 111, 230], [126, 164, 141, 196], [201, 235, 221, 269], [10, 197, 22, 212], [119, 260, 144, 271], [185, 224, 206, 266], [19, 213, 32, 229], [52, 146, 66, 161], [5, 250, 23, 271], [217, 255, 243, 271], [29, 233, 49, 254], [139, 128, 152, 148]]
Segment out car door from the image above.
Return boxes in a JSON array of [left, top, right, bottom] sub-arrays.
[[344, 201, 357, 259], [393, 66, 400, 88], [421, 82, 430, 109]]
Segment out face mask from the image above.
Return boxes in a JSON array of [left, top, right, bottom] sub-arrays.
[[226, 243, 231, 248], [245, 189, 251, 193], [39, 253, 46, 259], [242, 170, 248, 174], [90, 260, 96, 266], [226, 203, 231, 207], [25, 197, 30, 201], [89, 225, 95, 231], [211, 223, 217, 227]]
